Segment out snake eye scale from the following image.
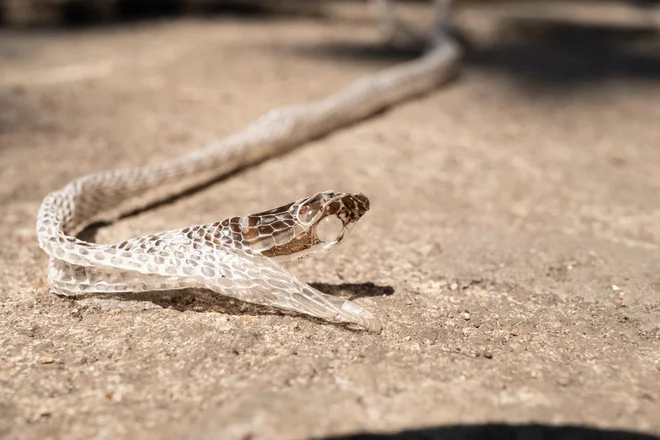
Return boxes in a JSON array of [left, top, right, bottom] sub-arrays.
[[36, 38, 459, 332]]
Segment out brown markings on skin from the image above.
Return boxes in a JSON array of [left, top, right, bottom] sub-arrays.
[[261, 232, 319, 258], [342, 196, 356, 214], [257, 224, 275, 235], [228, 215, 260, 241], [334, 193, 370, 223], [191, 193, 370, 259], [354, 193, 370, 213], [260, 193, 370, 257], [271, 220, 290, 231]]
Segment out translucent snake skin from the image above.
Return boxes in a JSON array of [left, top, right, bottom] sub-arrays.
[[36, 39, 459, 332]]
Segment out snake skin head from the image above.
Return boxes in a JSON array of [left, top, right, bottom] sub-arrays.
[[253, 190, 370, 262]]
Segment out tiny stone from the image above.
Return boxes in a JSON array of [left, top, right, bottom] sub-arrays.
[[462, 312, 471, 321], [612, 285, 621, 292], [41, 356, 54, 364], [483, 351, 493, 359], [450, 282, 459, 291], [420, 329, 439, 345]]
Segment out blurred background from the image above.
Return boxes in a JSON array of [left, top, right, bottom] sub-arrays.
[[1, 0, 658, 89], [1, 0, 659, 29], [1, 0, 658, 76], [0, 0, 327, 25]]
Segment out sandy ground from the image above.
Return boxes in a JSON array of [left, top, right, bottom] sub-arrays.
[[1, 2, 660, 439]]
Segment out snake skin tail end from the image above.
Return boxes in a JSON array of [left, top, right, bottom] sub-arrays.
[[340, 300, 383, 333]]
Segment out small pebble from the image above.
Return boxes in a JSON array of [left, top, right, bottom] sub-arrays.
[[41, 356, 54, 364], [611, 285, 621, 292], [483, 351, 493, 359], [420, 329, 439, 345], [461, 312, 471, 321], [450, 282, 459, 291]]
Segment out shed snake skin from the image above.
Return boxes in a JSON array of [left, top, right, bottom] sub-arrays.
[[36, 36, 459, 332]]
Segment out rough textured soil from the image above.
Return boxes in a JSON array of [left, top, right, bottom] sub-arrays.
[[1, 3, 659, 440]]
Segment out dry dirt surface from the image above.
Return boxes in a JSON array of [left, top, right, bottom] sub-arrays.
[[1, 2, 660, 440]]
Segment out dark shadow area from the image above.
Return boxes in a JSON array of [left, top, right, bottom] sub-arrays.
[[113, 0, 185, 22], [59, 0, 183, 25], [282, 14, 660, 93], [0, 0, 329, 28], [310, 282, 395, 300], [277, 20, 471, 66], [467, 17, 660, 91], [70, 282, 394, 331], [321, 423, 660, 440], [190, 1, 327, 19], [282, 39, 425, 67]]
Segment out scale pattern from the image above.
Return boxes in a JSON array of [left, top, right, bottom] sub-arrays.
[[35, 39, 460, 332]]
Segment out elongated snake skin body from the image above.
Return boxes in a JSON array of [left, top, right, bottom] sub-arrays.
[[36, 38, 460, 332]]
